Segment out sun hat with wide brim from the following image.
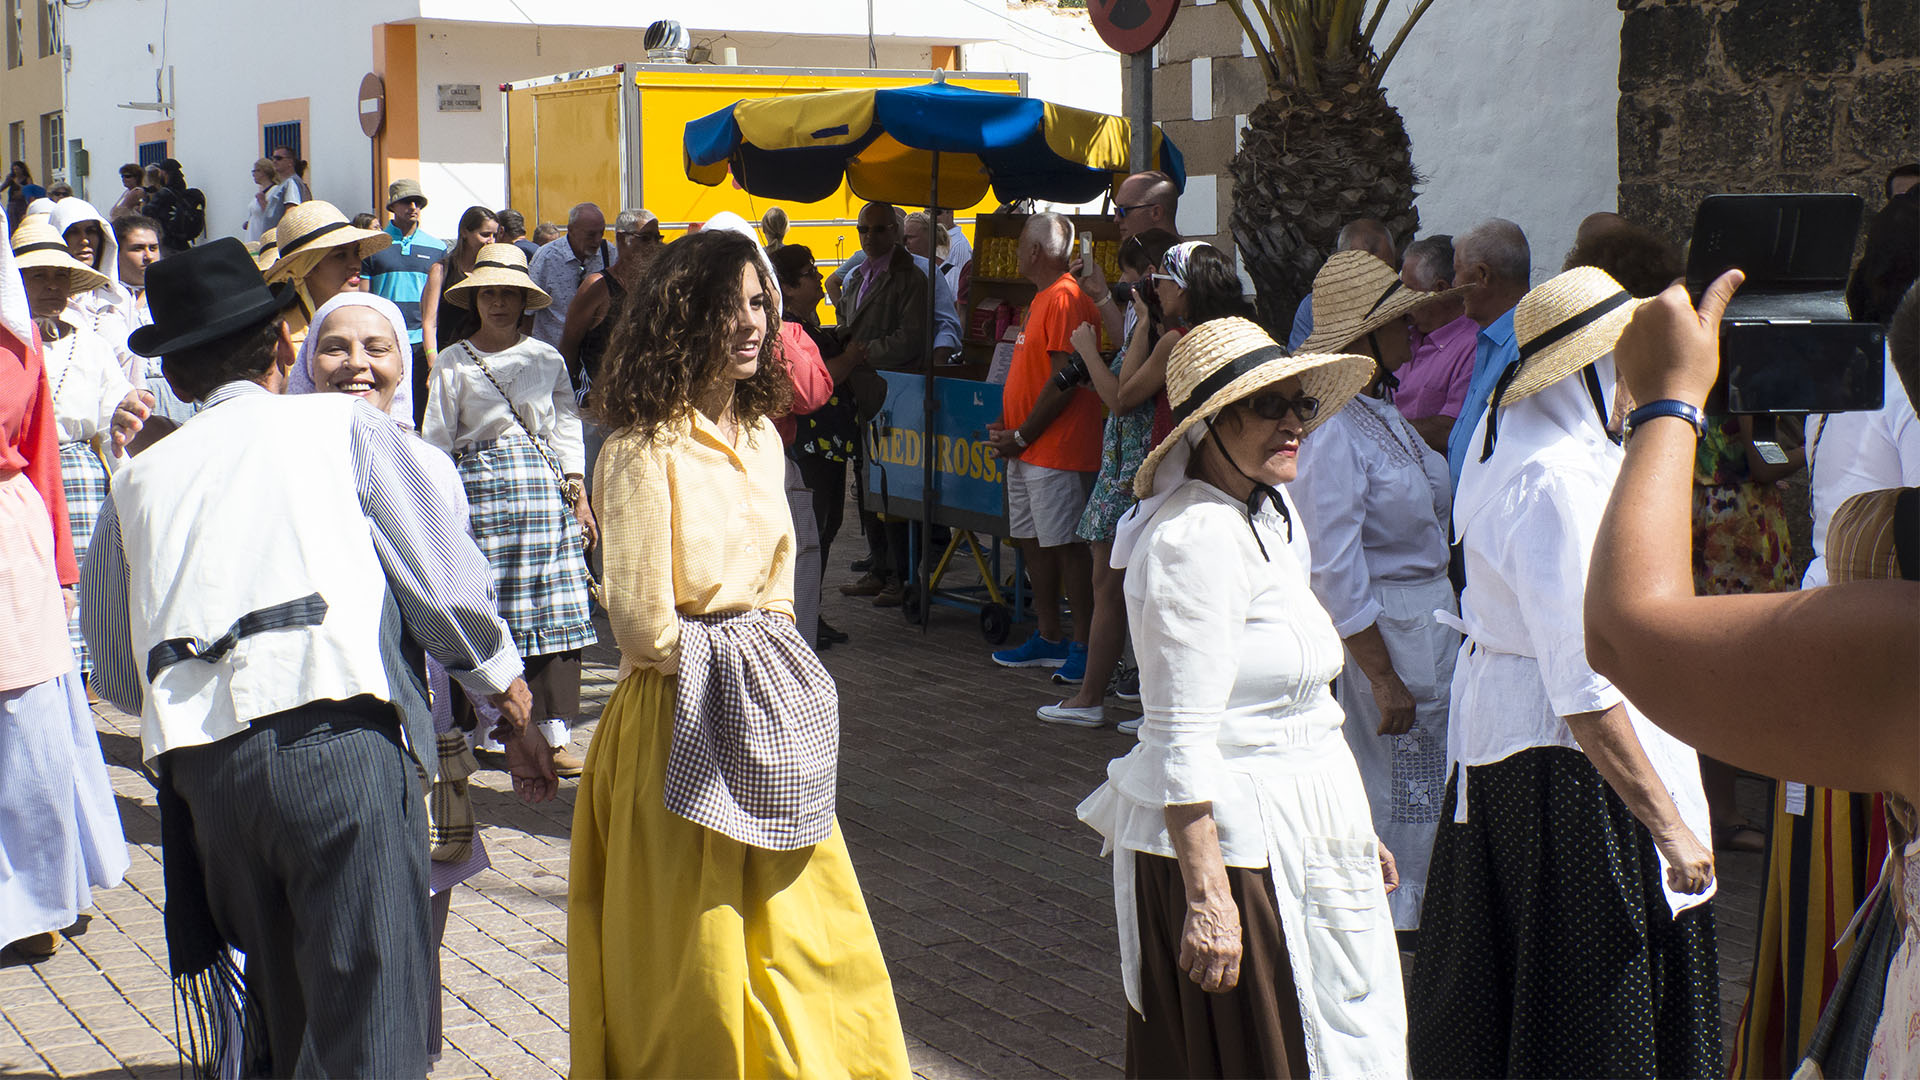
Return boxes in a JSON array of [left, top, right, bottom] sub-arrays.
[[1499, 265, 1648, 406], [1133, 316, 1376, 498], [264, 201, 391, 285], [1298, 249, 1475, 354], [441, 243, 553, 310], [10, 220, 110, 293]]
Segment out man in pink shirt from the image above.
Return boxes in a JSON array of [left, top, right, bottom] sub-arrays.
[[1392, 234, 1480, 453]]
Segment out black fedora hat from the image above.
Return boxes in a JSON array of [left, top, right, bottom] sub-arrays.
[[129, 237, 299, 357]]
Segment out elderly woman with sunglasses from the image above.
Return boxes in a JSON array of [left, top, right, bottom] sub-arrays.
[[1078, 317, 1405, 1078]]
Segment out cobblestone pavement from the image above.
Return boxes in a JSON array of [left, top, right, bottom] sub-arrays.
[[4, 556, 1768, 1078]]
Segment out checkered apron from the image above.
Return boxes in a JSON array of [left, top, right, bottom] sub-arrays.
[[669, 608, 839, 850], [454, 431, 597, 657], [58, 440, 108, 674]]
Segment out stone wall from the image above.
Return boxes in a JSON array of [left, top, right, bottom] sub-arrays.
[[1618, 0, 1920, 245], [1121, 0, 1270, 268]]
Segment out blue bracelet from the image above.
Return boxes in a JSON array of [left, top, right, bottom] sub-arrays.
[[1625, 399, 1708, 438]]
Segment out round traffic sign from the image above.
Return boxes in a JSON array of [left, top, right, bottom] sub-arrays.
[[1089, 0, 1180, 55], [358, 73, 386, 138]]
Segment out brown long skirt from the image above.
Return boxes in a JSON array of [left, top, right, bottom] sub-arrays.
[[1126, 852, 1309, 1079]]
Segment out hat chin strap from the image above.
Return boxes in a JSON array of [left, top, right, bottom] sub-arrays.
[[1480, 360, 1618, 463], [1203, 417, 1290, 562]]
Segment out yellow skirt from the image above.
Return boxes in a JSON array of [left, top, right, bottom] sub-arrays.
[[569, 670, 910, 1079]]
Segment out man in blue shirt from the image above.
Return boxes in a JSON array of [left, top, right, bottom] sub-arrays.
[[1444, 219, 1531, 489], [362, 178, 446, 425]]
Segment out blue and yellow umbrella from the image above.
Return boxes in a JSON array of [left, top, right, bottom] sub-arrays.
[[683, 80, 1185, 208]]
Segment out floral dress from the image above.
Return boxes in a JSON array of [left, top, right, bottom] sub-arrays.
[[1692, 415, 1794, 595], [1076, 321, 1155, 543]]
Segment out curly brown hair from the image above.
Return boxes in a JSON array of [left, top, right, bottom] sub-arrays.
[[590, 229, 791, 441], [1561, 221, 1683, 299]]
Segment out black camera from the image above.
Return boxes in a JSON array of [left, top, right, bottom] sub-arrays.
[[1052, 352, 1092, 392], [1689, 194, 1886, 420], [1111, 280, 1134, 306]]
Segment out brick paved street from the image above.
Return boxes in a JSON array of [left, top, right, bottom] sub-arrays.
[[3, 555, 1768, 1078]]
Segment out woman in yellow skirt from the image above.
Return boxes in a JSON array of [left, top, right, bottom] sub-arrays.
[[570, 227, 909, 1079]]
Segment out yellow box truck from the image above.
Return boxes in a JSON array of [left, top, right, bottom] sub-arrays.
[[502, 64, 1027, 278]]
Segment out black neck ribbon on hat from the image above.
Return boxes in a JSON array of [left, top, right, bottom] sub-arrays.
[[1171, 344, 1288, 428], [1480, 289, 1634, 463], [277, 220, 352, 257], [1481, 361, 1617, 463], [1363, 279, 1404, 318], [1204, 418, 1290, 562]]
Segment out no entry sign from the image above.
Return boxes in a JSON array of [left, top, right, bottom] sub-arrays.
[[1088, 0, 1180, 55]]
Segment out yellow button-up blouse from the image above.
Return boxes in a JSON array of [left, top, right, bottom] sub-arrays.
[[595, 409, 796, 678]]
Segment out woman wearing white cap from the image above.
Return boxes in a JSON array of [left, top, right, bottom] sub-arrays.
[[1288, 249, 1475, 933], [1077, 317, 1404, 1077], [47, 198, 141, 382], [424, 243, 598, 778], [1407, 266, 1719, 1077]]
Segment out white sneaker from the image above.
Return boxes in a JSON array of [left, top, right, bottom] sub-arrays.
[[1116, 716, 1143, 735], [1037, 701, 1106, 728]]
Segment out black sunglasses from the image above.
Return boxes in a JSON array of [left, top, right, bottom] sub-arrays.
[[1241, 390, 1320, 424], [1113, 203, 1155, 220], [856, 223, 894, 234]]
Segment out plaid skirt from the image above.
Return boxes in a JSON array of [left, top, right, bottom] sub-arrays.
[[59, 441, 108, 676], [455, 432, 596, 658]]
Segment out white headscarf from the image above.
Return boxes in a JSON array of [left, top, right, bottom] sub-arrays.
[[1110, 425, 1205, 569], [0, 205, 30, 347], [702, 210, 780, 307], [1453, 351, 1620, 541], [47, 198, 124, 292], [289, 292, 415, 427]]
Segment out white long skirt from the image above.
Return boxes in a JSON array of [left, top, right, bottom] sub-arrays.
[[1335, 574, 1458, 930], [0, 667, 130, 945]]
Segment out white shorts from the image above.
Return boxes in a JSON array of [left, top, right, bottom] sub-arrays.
[[1006, 459, 1095, 548]]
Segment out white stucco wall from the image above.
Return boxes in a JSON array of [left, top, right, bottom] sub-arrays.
[[59, 0, 1119, 242], [62, 0, 414, 240], [1375, 0, 1622, 284]]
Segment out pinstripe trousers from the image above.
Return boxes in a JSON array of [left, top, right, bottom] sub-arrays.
[[166, 699, 431, 1079]]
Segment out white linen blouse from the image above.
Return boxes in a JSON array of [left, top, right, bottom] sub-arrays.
[[1097, 480, 1348, 861], [1291, 393, 1451, 637], [1804, 355, 1920, 588], [422, 335, 586, 475], [44, 316, 134, 445]]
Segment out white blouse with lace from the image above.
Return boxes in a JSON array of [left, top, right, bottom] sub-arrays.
[[1078, 478, 1406, 1079]]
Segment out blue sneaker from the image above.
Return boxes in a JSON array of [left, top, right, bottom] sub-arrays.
[[1051, 642, 1088, 685], [992, 632, 1071, 669]]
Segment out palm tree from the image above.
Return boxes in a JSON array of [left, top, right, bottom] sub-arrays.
[[1222, 0, 1439, 332]]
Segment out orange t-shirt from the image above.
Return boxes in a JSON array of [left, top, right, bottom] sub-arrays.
[[1001, 273, 1103, 473]]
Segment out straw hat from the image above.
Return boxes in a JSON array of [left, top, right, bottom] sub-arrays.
[[265, 201, 390, 284], [1499, 265, 1647, 405], [1133, 317, 1375, 498], [10, 220, 110, 293], [252, 228, 278, 271], [1297, 249, 1474, 354], [442, 244, 553, 310]]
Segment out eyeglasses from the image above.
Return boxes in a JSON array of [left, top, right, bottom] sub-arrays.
[[1149, 272, 1179, 284], [855, 224, 894, 234], [1114, 203, 1155, 220], [1240, 390, 1321, 424]]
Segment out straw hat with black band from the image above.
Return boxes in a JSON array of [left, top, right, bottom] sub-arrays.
[[1135, 318, 1375, 498], [11, 220, 111, 294], [252, 227, 278, 272], [1297, 249, 1474, 355], [441, 243, 553, 310], [1476, 265, 1647, 464], [264, 201, 390, 286]]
